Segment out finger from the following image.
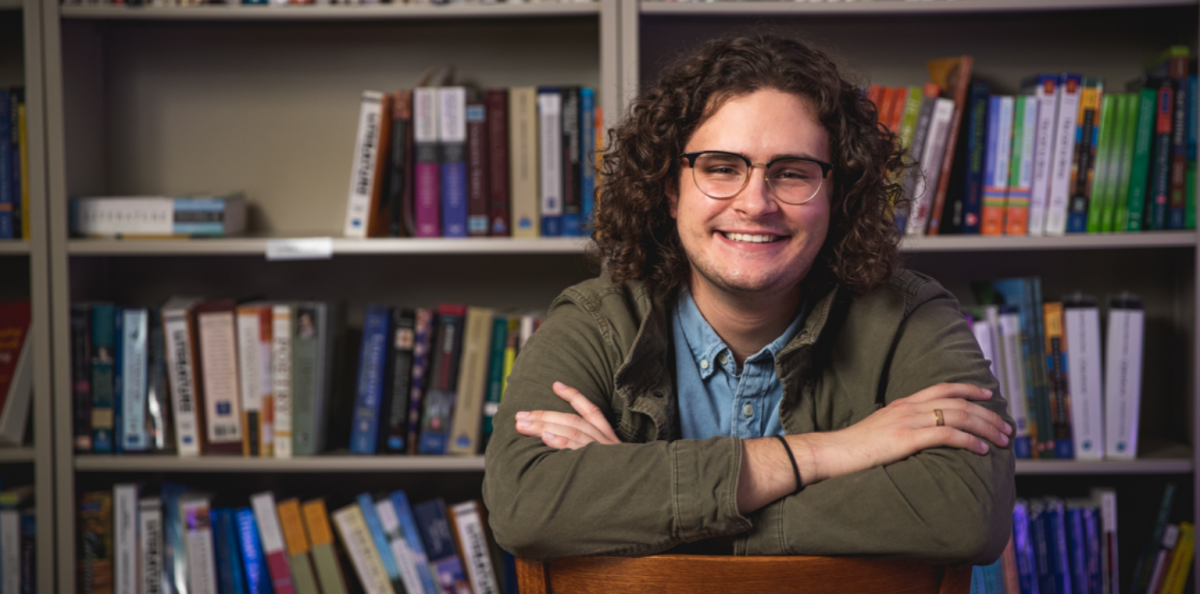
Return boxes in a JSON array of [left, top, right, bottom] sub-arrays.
[[518, 409, 612, 445], [928, 426, 992, 456], [907, 383, 993, 404], [931, 398, 1013, 437], [553, 382, 620, 444], [516, 414, 604, 447], [540, 431, 588, 450]]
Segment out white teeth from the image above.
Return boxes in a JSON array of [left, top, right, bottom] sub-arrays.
[[723, 232, 780, 244]]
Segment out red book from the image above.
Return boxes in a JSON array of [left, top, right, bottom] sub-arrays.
[[486, 89, 511, 236], [0, 301, 31, 414], [252, 492, 296, 594], [466, 100, 490, 237]]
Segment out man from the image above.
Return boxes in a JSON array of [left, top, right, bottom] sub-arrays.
[[482, 34, 1015, 564]]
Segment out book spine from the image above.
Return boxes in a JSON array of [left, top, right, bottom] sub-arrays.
[[481, 315, 509, 450], [418, 306, 466, 455], [196, 305, 244, 454], [982, 96, 1013, 236], [1110, 94, 1137, 232], [448, 306, 494, 455], [290, 303, 330, 456], [1104, 298, 1144, 459], [356, 493, 405, 591], [538, 88, 564, 237], [160, 483, 186, 594], [14, 97, 24, 240], [120, 309, 149, 451], [900, 88, 937, 234], [926, 56, 973, 236], [78, 491, 114, 594], [1045, 73, 1082, 236], [236, 507, 270, 594], [300, 500, 349, 594], [344, 91, 386, 238], [380, 309, 415, 453], [1042, 302, 1074, 459], [449, 501, 500, 594], [251, 492, 296, 594], [1028, 278, 1055, 459], [1095, 488, 1118, 594], [560, 87, 582, 236], [163, 306, 202, 456], [1027, 75, 1059, 236], [1066, 505, 1087, 594], [1012, 501, 1037, 594], [0, 509, 15, 594], [580, 87, 596, 231], [147, 310, 170, 451], [1066, 78, 1102, 234], [374, 499, 425, 594], [1006, 95, 1038, 236], [387, 90, 412, 237], [1064, 302, 1104, 459], [486, 89, 510, 236], [1083, 505, 1103, 594], [275, 500, 319, 594], [1149, 79, 1175, 230], [1189, 75, 1198, 231], [466, 101, 490, 237], [272, 305, 293, 459], [114, 484, 138, 594], [439, 87, 468, 238], [113, 310, 123, 453], [1126, 87, 1157, 231], [1160, 522, 1194, 594], [211, 509, 246, 594], [1169, 58, 1190, 229], [509, 87, 540, 238], [406, 308, 436, 455], [414, 87, 441, 238], [1146, 524, 1180, 594], [413, 499, 469, 593], [256, 307, 274, 457], [996, 308, 1032, 459], [331, 505, 395, 594], [910, 95, 956, 236], [140, 498, 165, 594], [236, 308, 263, 457], [91, 304, 116, 453], [1046, 499, 1073, 594], [0, 93, 12, 239], [71, 304, 93, 452], [350, 305, 391, 454], [181, 497, 218, 594], [1089, 93, 1120, 233], [389, 491, 438, 594]]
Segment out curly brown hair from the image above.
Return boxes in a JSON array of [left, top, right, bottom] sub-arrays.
[[590, 33, 907, 301]]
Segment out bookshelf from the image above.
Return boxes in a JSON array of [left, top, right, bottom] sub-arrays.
[[2, 0, 56, 590]]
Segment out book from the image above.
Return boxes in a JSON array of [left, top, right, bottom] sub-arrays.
[[1063, 295, 1103, 460], [1092, 487, 1119, 594], [146, 309, 171, 452], [389, 491, 438, 594], [414, 87, 441, 238], [344, 90, 392, 238], [0, 92, 12, 239], [981, 95, 1014, 236], [1065, 502, 1089, 594], [406, 308, 436, 455], [250, 492, 295, 594], [1006, 95, 1038, 236], [386, 90, 413, 237], [996, 306, 1033, 459], [1087, 92, 1120, 234], [1104, 293, 1144, 459], [236, 305, 265, 457], [211, 508, 246, 594], [909, 97, 956, 235], [509, 86, 540, 238], [71, 194, 248, 238], [448, 306, 493, 455], [481, 314, 509, 450], [0, 301, 31, 446], [356, 493, 406, 594], [162, 297, 204, 456], [1024, 74, 1060, 236], [118, 308, 149, 452], [350, 305, 392, 455], [161, 483, 188, 594], [373, 498, 425, 594], [1126, 84, 1158, 231], [1066, 77, 1104, 234], [1045, 73, 1083, 236], [465, 99, 490, 237], [419, 304, 467, 455], [1148, 77, 1175, 230], [440, 86, 468, 238], [300, 500, 349, 594], [580, 87, 597, 232], [113, 309, 123, 454], [275, 499, 320, 594], [194, 300, 244, 454], [925, 55, 973, 236], [1012, 501, 1037, 594], [380, 308, 416, 454], [898, 84, 938, 233], [79, 491, 114, 594], [1160, 521, 1195, 594], [70, 304, 93, 452], [235, 507, 270, 594], [1132, 482, 1177, 594], [18, 512, 31, 594], [138, 498, 165, 594], [331, 504, 395, 594], [560, 86, 582, 236], [538, 87, 563, 237], [291, 302, 334, 457], [448, 500, 500, 594], [271, 304, 293, 458], [414, 498, 470, 594], [1042, 302, 1073, 459], [180, 495, 218, 594], [114, 484, 139, 594], [91, 303, 117, 453], [486, 89, 510, 236], [987, 278, 1051, 458]]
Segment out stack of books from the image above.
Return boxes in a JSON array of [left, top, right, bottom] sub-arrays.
[[0, 88, 29, 241]]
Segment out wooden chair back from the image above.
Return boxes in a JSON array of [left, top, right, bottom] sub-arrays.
[[517, 554, 972, 594]]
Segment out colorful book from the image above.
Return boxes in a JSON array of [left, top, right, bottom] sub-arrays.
[[250, 492, 295, 594], [70, 304, 93, 452], [211, 508, 246, 594], [560, 86, 583, 236], [580, 87, 597, 231], [1041, 302, 1073, 459], [300, 500, 349, 594], [414, 87, 441, 238], [91, 303, 117, 453], [419, 305, 466, 455], [389, 491, 439, 594], [235, 507, 271, 594], [386, 90, 413, 237], [449, 500, 500, 594], [350, 305, 392, 455], [925, 55, 974, 236], [0, 301, 30, 448], [1086, 92, 1119, 233], [907, 96, 956, 235], [406, 308, 436, 455], [180, 495, 218, 594], [1148, 77, 1175, 230], [1066, 77, 1104, 233], [235, 304, 269, 457], [448, 306, 494, 456], [275, 499, 319, 594], [1006, 95, 1038, 236], [481, 314, 509, 450], [78, 491, 114, 594], [414, 498, 470, 594], [981, 95, 1014, 236], [380, 308, 416, 454], [356, 493, 406, 594], [373, 498, 425, 594], [439, 86, 468, 238]]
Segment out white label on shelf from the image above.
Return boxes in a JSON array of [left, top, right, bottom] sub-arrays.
[[265, 238, 334, 261]]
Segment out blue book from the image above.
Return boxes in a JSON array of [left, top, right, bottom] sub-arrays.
[[1083, 506, 1102, 594], [1046, 498, 1072, 594], [120, 308, 150, 452], [975, 558, 1005, 594], [1030, 499, 1056, 594], [212, 508, 247, 594], [502, 550, 518, 594], [112, 308, 124, 454], [91, 304, 116, 453], [161, 482, 188, 594], [580, 88, 596, 233], [1066, 504, 1087, 594], [235, 507, 270, 594], [390, 491, 439, 594], [349, 305, 393, 454], [990, 278, 1054, 460], [356, 493, 406, 592], [1013, 501, 1039, 594], [440, 87, 469, 238], [19, 512, 33, 594], [0, 91, 12, 239], [970, 566, 986, 594], [418, 306, 465, 455], [413, 498, 470, 594], [7, 90, 16, 239], [958, 82, 989, 234]]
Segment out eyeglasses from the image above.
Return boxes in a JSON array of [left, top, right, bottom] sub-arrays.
[[679, 150, 835, 205]]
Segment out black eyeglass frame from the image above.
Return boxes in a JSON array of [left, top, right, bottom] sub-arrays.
[[679, 150, 836, 205]]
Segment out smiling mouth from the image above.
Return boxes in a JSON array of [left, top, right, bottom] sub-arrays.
[[721, 232, 784, 244]]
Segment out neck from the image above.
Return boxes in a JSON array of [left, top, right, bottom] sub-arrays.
[[688, 279, 803, 367]]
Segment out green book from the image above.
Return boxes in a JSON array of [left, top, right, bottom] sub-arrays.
[[1126, 85, 1158, 231], [481, 314, 510, 449], [290, 553, 322, 594], [1109, 93, 1138, 232], [1087, 93, 1119, 233], [896, 85, 924, 163], [290, 302, 333, 456]]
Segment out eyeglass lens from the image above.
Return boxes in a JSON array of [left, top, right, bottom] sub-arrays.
[[690, 152, 825, 204]]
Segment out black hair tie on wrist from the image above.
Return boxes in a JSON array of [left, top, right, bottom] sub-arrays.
[[774, 435, 804, 496]]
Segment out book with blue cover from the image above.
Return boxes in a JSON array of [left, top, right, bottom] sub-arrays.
[[0, 91, 12, 239], [440, 87, 468, 238], [390, 491, 439, 594], [1012, 500, 1038, 594], [91, 304, 116, 454], [1046, 498, 1072, 594], [161, 482, 188, 594], [212, 508, 247, 594], [413, 498, 469, 594], [580, 88, 597, 232], [350, 305, 393, 454], [355, 493, 406, 593], [235, 506, 270, 594]]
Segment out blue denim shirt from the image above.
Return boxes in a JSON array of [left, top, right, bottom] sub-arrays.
[[672, 288, 808, 440]]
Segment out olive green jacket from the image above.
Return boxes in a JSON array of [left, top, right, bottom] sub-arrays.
[[482, 270, 1015, 564]]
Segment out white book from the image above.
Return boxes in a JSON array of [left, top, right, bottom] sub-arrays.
[[121, 308, 150, 452], [997, 307, 1032, 459], [0, 333, 32, 446], [140, 497, 165, 594], [115, 483, 140, 594], [450, 501, 500, 594], [251, 492, 287, 561], [272, 304, 293, 459], [905, 97, 955, 236], [1027, 79, 1059, 235], [538, 89, 564, 231], [373, 499, 424, 594], [1064, 298, 1104, 459], [0, 509, 15, 594], [162, 297, 204, 456], [180, 496, 218, 594], [509, 87, 541, 239], [331, 504, 396, 594], [343, 90, 386, 238], [1044, 74, 1082, 236], [1104, 298, 1144, 459], [989, 96, 1015, 193], [970, 310, 997, 379], [237, 305, 265, 457], [981, 306, 1006, 397], [1092, 487, 1119, 594], [196, 305, 244, 450]]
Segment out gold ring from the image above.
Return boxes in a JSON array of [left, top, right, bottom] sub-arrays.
[[934, 409, 944, 427]]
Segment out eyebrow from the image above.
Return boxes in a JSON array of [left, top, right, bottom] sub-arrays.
[[692, 150, 827, 162]]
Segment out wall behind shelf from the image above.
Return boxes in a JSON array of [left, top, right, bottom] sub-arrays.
[[61, 16, 602, 234], [0, 11, 22, 87]]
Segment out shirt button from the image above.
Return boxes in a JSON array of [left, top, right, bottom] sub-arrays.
[[718, 353, 728, 365], [743, 404, 753, 417], [700, 359, 709, 370]]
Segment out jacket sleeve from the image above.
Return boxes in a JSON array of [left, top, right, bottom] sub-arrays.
[[743, 280, 1016, 565], [482, 292, 751, 560]]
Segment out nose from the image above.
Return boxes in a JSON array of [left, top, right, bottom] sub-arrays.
[[731, 165, 780, 217]]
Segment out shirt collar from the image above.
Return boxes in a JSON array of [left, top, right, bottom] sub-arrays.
[[674, 287, 810, 379]]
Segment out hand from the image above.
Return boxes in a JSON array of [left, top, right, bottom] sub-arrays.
[[514, 382, 622, 450], [806, 383, 1012, 483]]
